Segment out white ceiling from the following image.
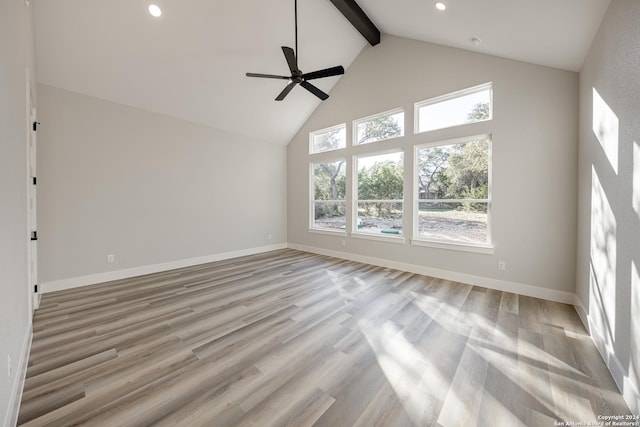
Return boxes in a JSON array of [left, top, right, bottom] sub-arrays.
[[32, 0, 610, 146]]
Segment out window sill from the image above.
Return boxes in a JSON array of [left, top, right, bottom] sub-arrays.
[[411, 238, 494, 254], [352, 231, 406, 244], [308, 228, 346, 237]]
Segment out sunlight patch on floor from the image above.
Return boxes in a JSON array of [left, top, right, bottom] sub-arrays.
[[361, 321, 443, 426]]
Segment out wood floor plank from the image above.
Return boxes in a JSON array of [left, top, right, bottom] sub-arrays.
[[18, 249, 632, 426], [437, 344, 489, 427], [312, 352, 389, 427], [352, 380, 414, 427]]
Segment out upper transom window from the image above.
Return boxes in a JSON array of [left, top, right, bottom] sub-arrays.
[[415, 83, 492, 133], [354, 109, 404, 145], [310, 124, 346, 154]]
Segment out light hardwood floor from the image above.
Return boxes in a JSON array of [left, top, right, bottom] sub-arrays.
[[19, 249, 630, 426]]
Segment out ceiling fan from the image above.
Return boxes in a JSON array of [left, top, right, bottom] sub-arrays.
[[245, 0, 345, 101]]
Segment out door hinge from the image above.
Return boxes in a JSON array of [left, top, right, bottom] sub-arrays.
[[32, 121, 40, 131], [32, 176, 37, 185], [30, 231, 38, 241]]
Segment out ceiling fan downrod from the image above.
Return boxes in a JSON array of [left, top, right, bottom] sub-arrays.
[[244, 0, 345, 101]]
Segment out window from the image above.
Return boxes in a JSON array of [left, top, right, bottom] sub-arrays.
[[311, 160, 346, 231], [415, 83, 492, 133], [354, 151, 404, 236], [354, 109, 404, 145], [310, 124, 346, 154], [414, 136, 491, 247]]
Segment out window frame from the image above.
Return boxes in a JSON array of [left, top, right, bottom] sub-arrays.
[[309, 158, 347, 234], [352, 149, 406, 243], [414, 82, 493, 134], [309, 123, 347, 154], [353, 107, 405, 146], [412, 134, 493, 253]]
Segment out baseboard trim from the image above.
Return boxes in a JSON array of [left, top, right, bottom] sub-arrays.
[[587, 310, 629, 401], [573, 295, 639, 416], [32, 292, 40, 310], [4, 323, 32, 427], [573, 295, 590, 333], [576, 296, 623, 386], [41, 244, 287, 294], [287, 243, 576, 304], [623, 376, 640, 416]]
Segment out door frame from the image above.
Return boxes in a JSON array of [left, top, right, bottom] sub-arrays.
[[26, 69, 39, 312]]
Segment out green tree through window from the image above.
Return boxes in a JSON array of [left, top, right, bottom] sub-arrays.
[[357, 114, 403, 145], [312, 160, 346, 230]]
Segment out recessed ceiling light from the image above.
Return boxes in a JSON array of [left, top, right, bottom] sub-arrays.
[[148, 4, 162, 17], [435, 2, 447, 11]]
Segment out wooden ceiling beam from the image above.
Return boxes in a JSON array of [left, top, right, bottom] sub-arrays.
[[328, 0, 380, 46]]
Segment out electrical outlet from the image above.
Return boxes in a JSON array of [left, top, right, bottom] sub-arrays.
[[268, 234, 272, 241], [7, 353, 12, 377], [498, 260, 507, 271], [107, 254, 115, 263], [341, 239, 346, 247]]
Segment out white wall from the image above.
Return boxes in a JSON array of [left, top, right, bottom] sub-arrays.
[[37, 84, 287, 287], [576, 0, 640, 414], [0, 0, 37, 424], [288, 35, 578, 299]]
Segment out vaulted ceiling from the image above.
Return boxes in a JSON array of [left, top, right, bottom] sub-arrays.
[[32, 0, 610, 145]]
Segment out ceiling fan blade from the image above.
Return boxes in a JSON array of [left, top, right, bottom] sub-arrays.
[[275, 81, 298, 101], [282, 46, 300, 74], [300, 80, 329, 100], [246, 72, 290, 79], [302, 65, 345, 81]]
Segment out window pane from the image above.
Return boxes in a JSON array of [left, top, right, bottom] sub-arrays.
[[417, 201, 488, 244], [312, 160, 346, 231], [417, 138, 489, 200], [415, 136, 491, 246], [355, 111, 404, 145], [357, 202, 403, 235], [356, 151, 404, 235], [313, 201, 346, 230], [417, 87, 491, 133], [313, 161, 346, 200], [311, 125, 346, 153]]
